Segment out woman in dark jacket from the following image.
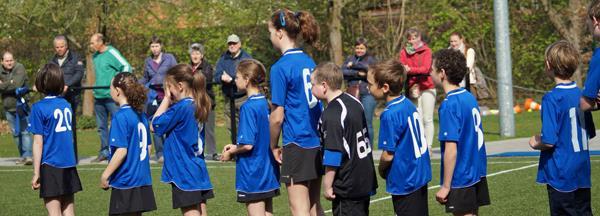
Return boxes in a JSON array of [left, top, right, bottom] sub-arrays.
[[341, 37, 377, 137]]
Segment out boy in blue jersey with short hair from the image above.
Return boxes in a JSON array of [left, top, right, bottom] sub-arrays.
[[100, 72, 157, 215], [367, 59, 431, 216], [431, 49, 490, 215], [529, 41, 592, 216], [580, 0, 600, 111], [221, 59, 280, 216]]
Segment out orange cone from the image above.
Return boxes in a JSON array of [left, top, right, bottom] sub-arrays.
[[514, 105, 522, 114], [524, 98, 541, 111]]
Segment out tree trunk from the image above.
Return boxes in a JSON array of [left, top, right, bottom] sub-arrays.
[[329, 0, 344, 65], [82, 53, 95, 117]]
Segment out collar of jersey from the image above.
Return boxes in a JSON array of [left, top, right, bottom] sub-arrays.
[[554, 82, 576, 89], [120, 104, 131, 109], [283, 48, 303, 56], [248, 93, 265, 100], [44, 96, 57, 99], [385, 95, 406, 108], [446, 88, 467, 97]]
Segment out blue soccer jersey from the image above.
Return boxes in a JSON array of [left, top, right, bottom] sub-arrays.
[[538, 82, 591, 192], [378, 96, 431, 195], [582, 48, 600, 99], [235, 94, 280, 193], [270, 48, 322, 148], [108, 105, 152, 189], [27, 96, 76, 168], [438, 88, 487, 188], [153, 98, 213, 191]]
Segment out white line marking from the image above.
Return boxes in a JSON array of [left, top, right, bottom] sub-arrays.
[[324, 163, 539, 214], [0, 165, 236, 172]]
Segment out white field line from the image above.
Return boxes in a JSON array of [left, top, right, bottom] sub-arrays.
[[324, 163, 539, 214], [0, 165, 236, 172]]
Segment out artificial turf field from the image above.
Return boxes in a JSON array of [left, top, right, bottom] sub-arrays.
[[0, 157, 598, 215]]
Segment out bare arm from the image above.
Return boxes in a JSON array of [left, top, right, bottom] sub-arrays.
[[322, 167, 337, 200], [529, 135, 554, 151], [31, 135, 43, 190], [100, 148, 127, 190], [581, 97, 596, 112], [436, 141, 457, 204], [269, 106, 284, 164], [378, 150, 394, 179], [221, 144, 254, 161]]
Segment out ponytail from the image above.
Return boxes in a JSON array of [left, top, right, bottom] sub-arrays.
[[191, 72, 211, 123], [271, 9, 320, 46], [296, 11, 319, 46]]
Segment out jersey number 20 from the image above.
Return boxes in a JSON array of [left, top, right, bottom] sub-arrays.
[[53, 108, 72, 132]]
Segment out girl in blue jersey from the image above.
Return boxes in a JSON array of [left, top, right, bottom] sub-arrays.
[[100, 72, 157, 215], [221, 59, 280, 216], [29, 63, 82, 216], [267, 8, 324, 216], [152, 64, 213, 216]]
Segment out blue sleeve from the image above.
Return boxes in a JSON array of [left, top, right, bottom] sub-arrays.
[[109, 114, 129, 148], [540, 95, 558, 146], [27, 105, 44, 135], [270, 65, 287, 106], [214, 56, 225, 84], [378, 111, 400, 152], [438, 103, 461, 142], [152, 105, 182, 136], [583, 62, 600, 99], [237, 106, 256, 145], [323, 149, 342, 167]]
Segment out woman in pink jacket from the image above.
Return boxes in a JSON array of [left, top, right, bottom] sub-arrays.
[[399, 28, 435, 153]]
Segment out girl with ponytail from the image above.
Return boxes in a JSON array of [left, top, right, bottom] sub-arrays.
[[152, 64, 214, 215], [267, 8, 324, 216]]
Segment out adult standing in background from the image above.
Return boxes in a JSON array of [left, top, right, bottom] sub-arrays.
[[189, 42, 219, 161], [399, 28, 435, 153], [139, 36, 177, 163], [50, 35, 85, 160], [214, 34, 252, 143], [341, 37, 377, 137], [449, 32, 477, 96], [89, 33, 132, 162], [0, 51, 32, 165]]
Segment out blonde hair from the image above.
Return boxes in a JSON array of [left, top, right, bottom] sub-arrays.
[[544, 40, 580, 80], [313, 62, 343, 90]]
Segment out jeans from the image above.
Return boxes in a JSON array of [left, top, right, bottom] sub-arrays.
[[360, 94, 377, 139], [65, 95, 79, 160], [6, 111, 32, 158], [94, 98, 119, 157], [152, 133, 165, 159]]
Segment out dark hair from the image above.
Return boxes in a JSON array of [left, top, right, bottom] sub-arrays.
[[236, 59, 266, 88], [111, 72, 147, 112], [589, 0, 600, 20], [271, 9, 320, 46], [545, 40, 580, 80], [165, 64, 211, 123], [368, 59, 406, 96], [355, 37, 368, 48], [313, 62, 343, 90], [432, 49, 468, 85], [149, 35, 162, 46], [449, 32, 463, 39], [35, 63, 65, 96]]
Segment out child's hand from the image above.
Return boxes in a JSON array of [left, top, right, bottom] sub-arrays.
[[272, 147, 282, 165], [100, 174, 110, 190], [323, 186, 336, 201], [436, 186, 450, 204], [220, 144, 236, 162], [31, 174, 40, 190], [529, 135, 541, 150], [163, 84, 173, 102]]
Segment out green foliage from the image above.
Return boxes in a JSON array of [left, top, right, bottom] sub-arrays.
[[77, 115, 97, 130]]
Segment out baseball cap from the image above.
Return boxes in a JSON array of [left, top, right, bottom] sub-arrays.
[[227, 34, 240, 43]]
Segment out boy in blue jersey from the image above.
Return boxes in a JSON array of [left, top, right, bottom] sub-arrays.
[[312, 63, 377, 216], [367, 59, 431, 215], [100, 72, 156, 215], [29, 64, 82, 216], [581, 1, 600, 111], [431, 49, 490, 215], [221, 59, 280, 215], [529, 41, 592, 216]]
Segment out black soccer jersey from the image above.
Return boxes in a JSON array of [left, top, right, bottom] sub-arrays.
[[319, 93, 378, 198]]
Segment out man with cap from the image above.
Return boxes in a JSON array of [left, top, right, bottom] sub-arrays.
[[214, 34, 252, 143]]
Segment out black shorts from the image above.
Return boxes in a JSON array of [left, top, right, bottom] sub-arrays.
[[171, 184, 214, 209], [547, 185, 592, 216], [280, 144, 323, 184], [392, 184, 429, 216], [332, 196, 370, 216], [40, 164, 82, 198], [237, 189, 280, 203], [445, 177, 491, 213], [110, 185, 157, 215]]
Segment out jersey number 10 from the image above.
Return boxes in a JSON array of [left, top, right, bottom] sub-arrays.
[[407, 112, 428, 158], [569, 108, 589, 152]]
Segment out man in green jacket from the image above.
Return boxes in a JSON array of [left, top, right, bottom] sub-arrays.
[[89, 33, 132, 162], [0, 51, 32, 165]]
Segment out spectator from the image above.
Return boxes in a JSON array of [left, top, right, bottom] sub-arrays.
[[189, 43, 219, 161], [49, 35, 85, 159], [139, 36, 177, 163], [0, 51, 32, 165], [89, 33, 132, 162], [341, 37, 377, 137], [449, 32, 490, 100], [214, 34, 252, 142]]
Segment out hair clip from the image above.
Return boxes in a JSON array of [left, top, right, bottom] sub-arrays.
[[279, 11, 286, 27]]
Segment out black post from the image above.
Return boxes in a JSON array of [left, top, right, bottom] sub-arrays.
[[229, 85, 237, 144]]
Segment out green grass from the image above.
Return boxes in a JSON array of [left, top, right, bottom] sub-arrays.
[[0, 157, 598, 215], [1, 111, 600, 157]]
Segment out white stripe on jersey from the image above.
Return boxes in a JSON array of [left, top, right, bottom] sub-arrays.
[[447, 89, 467, 97], [555, 83, 577, 89], [108, 49, 131, 72], [337, 97, 352, 157], [283, 50, 303, 55]]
